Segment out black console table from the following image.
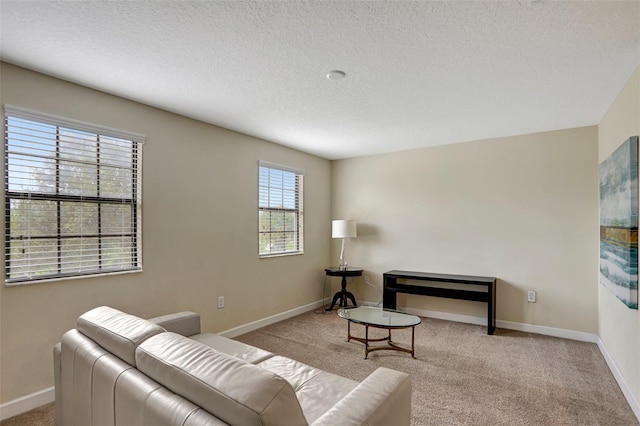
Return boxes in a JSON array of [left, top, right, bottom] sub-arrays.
[[325, 268, 363, 311], [383, 270, 497, 335]]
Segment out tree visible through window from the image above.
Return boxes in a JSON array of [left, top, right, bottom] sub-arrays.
[[258, 162, 304, 256], [4, 106, 144, 284]]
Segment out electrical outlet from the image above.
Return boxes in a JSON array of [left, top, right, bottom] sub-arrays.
[[527, 291, 536, 303], [217, 296, 224, 309]]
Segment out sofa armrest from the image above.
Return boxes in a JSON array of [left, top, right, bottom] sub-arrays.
[[311, 367, 411, 426], [53, 343, 62, 426], [148, 312, 201, 336]]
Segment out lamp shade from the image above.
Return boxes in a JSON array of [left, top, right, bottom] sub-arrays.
[[332, 220, 357, 239]]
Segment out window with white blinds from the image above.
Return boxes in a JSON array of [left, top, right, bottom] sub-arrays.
[[3, 105, 144, 284], [258, 162, 304, 257]]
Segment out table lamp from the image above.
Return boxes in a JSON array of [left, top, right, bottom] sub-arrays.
[[332, 220, 357, 270]]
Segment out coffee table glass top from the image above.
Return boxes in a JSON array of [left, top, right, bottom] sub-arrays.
[[337, 306, 421, 328]]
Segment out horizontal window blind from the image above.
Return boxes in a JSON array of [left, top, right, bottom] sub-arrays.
[[258, 162, 304, 256], [4, 106, 144, 284]]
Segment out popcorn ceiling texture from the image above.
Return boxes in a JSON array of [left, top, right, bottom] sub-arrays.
[[0, 0, 638, 159]]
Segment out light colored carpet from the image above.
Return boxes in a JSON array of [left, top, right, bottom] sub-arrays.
[[0, 402, 54, 426], [235, 310, 638, 426], [3, 311, 637, 425]]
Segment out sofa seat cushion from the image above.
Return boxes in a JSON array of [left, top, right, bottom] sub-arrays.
[[191, 333, 274, 364], [257, 356, 358, 424], [77, 306, 165, 366], [136, 332, 307, 426]]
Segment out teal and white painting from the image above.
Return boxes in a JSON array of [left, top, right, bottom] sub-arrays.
[[599, 136, 639, 310]]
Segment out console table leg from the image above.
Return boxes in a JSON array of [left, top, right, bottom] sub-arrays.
[[411, 326, 416, 358], [365, 325, 369, 359]]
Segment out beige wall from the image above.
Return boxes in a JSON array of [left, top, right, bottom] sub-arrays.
[[0, 63, 331, 403], [1, 59, 627, 408], [598, 66, 640, 405], [331, 127, 599, 331]]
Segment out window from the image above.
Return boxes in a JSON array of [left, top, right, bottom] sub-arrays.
[[4, 105, 144, 284], [258, 162, 304, 256]]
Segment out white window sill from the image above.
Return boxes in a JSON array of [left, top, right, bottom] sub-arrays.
[[5, 268, 143, 287], [259, 251, 304, 259]]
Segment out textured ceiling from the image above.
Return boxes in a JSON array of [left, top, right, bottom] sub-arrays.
[[1, 1, 639, 160]]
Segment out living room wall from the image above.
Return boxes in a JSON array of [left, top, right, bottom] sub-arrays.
[[598, 66, 640, 412], [331, 126, 599, 333], [0, 63, 332, 404]]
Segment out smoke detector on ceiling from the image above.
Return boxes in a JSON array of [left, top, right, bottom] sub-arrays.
[[326, 70, 346, 81]]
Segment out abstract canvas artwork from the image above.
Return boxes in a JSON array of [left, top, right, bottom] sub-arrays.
[[599, 136, 639, 309]]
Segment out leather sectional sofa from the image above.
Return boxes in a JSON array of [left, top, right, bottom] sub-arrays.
[[54, 306, 411, 425]]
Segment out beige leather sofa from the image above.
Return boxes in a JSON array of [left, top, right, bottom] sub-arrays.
[[54, 306, 411, 425]]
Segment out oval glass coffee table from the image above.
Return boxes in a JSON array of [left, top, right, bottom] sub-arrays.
[[337, 306, 421, 359]]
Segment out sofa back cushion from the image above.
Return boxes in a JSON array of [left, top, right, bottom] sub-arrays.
[[77, 306, 165, 366], [136, 332, 307, 426]]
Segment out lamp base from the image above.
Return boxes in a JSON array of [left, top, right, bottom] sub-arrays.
[[339, 238, 347, 270]]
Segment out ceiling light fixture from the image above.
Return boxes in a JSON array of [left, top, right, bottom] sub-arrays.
[[326, 70, 346, 81]]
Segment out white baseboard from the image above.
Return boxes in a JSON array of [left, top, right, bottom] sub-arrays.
[[219, 297, 330, 338], [223, 299, 638, 421], [0, 298, 329, 420], [219, 298, 600, 343], [401, 306, 488, 326], [496, 319, 599, 343], [5, 299, 638, 423], [369, 302, 600, 343], [597, 337, 640, 421], [364, 301, 638, 422], [0, 386, 54, 421]]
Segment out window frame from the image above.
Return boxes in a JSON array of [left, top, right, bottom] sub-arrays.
[[258, 161, 304, 258], [3, 105, 145, 285]]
